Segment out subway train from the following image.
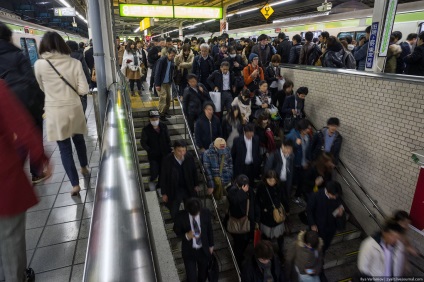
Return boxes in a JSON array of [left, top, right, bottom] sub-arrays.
[[0, 12, 88, 66], [192, 1, 424, 42]]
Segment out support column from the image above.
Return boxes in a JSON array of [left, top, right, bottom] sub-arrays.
[[366, 0, 397, 73], [179, 21, 184, 41], [87, 0, 117, 139]]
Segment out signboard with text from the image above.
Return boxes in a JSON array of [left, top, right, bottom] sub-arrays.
[[366, 22, 379, 69], [119, 4, 222, 19], [54, 7, 76, 17]]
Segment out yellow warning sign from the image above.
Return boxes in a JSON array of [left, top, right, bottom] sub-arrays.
[[260, 4, 274, 20]]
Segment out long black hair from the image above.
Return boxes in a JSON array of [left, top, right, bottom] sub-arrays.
[[225, 104, 243, 125], [39, 31, 71, 55]]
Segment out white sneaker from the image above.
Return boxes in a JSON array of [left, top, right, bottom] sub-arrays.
[[148, 181, 156, 191]]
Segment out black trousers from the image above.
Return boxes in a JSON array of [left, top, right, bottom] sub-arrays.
[[129, 79, 142, 91], [187, 114, 198, 135], [319, 228, 336, 255], [241, 163, 255, 187], [149, 157, 162, 182], [169, 189, 190, 220], [294, 166, 306, 198], [231, 232, 251, 268], [183, 249, 209, 282]]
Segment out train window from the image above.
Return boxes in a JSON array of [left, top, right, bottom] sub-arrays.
[[337, 32, 355, 40], [419, 22, 424, 33], [20, 38, 28, 57], [19, 38, 39, 67], [355, 32, 366, 42]]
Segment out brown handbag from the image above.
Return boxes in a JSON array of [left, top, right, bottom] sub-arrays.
[[265, 186, 286, 224], [227, 199, 250, 234]]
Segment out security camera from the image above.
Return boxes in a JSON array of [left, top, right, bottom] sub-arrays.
[[317, 1, 332, 12]]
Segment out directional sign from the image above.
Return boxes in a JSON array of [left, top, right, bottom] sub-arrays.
[[54, 7, 76, 17], [260, 4, 274, 20]]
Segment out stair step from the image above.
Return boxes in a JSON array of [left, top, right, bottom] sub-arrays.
[[132, 106, 182, 118], [324, 238, 362, 269], [133, 115, 185, 127], [134, 123, 188, 138], [324, 261, 358, 282]]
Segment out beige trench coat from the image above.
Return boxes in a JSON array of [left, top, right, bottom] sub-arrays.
[[34, 52, 88, 142]]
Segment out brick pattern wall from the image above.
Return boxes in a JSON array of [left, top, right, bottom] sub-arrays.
[[282, 68, 424, 228]]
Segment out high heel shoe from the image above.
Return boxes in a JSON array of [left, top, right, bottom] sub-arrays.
[[71, 185, 81, 196]]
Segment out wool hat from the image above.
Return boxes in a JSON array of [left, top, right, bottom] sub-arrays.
[[214, 138, 226, 149], [249, 53, 259, 62]]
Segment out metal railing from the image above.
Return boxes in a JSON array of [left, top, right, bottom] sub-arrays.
[[177, 96, 241, 280], [83, 74, 158, 281]]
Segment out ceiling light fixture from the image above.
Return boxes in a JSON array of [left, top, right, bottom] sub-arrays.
[[236, 7, 258, 15], [269, 0, 295, 7], [134, 27, 140, 32], [58, 0, 88, 23], [59, 0, 71, 8]]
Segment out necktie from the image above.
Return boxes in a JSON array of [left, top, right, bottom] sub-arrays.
[[192, 218, 201, 245]]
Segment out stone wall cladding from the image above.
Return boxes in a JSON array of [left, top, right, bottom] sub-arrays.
[[282, 68, 424, 218]]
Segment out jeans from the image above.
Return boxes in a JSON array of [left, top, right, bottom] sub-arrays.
[[57, 134, 88, 186], [0, 212, 26, 282]]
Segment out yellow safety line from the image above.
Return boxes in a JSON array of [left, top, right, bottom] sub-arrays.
[[338, 278, 353, 282], [346, 250, 359, 256], [335, 230, 357, 236]]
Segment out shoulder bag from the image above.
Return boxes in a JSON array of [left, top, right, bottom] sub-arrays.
[[45, 59, 79, 95], [227, 198, 250, 234], [265, 186, 286, 224]]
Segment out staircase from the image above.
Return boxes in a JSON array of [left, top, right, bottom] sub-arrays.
[[132, 105, 239, 282]]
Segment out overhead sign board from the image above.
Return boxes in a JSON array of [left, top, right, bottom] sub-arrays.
[[119, 4, 222, 19], [140, 18, 152, 31], [260, 4, 274, 20], [379, 0, 398, 57], [54, 7, 76, 17], [174, 6, 222, 19], [120, 4, 173, 18]]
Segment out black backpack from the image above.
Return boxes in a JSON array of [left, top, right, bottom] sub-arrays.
[[307, 44, 322, 66], [342, 50, 356, 69]]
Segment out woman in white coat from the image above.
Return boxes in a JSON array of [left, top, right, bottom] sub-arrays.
[[121, 40, 144, 96], [34, 32, 89, 196]]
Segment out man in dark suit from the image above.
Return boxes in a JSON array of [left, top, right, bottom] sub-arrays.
[[231, 123, 260, 185], [173, 198, 214, 282], [281, 86, 308, 119], [307, 180, 344, 254], [207, 61, 235, 114], [160, 140, 200, 219], [264, 139, 294, 207]]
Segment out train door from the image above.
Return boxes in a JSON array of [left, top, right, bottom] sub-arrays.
[[20, 38, 39, 67], [419, 22, 424, 34]]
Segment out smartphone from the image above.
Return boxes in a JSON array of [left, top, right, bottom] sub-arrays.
[[305, 269, 314, 275]]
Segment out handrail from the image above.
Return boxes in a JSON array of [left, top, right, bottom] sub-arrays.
[[177, 96, 241, 280], [83, 76, 158, 281]]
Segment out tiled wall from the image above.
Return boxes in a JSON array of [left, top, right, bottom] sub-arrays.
[[282, 68, 424, 229]]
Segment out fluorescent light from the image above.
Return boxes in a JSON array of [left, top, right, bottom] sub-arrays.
[[58, 0, 88, 23], [203, 19, 215, 23], [273, 11, 329, 23], [236, 7, 258, 15], [270, 0, 294, 7], [134, 27, 140, 32], [227, 13, 234, 17], [59, 0, 71, 8]]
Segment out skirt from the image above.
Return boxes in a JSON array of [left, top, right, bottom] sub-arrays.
[[260, 223, 285, 239], [125, 68, 141, 80]]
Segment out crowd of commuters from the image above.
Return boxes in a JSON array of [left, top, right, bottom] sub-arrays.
[[0, 18, 422, 282]]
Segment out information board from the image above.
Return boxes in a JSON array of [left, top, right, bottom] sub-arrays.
[[120, 4, 222, 19], [54, 7, 76, 17], [366, 22, 378, 69]]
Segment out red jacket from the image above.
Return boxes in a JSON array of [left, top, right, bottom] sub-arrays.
[[0, 80, 48, 216]]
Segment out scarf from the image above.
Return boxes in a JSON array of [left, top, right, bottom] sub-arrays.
[[257, 259, 274, 282], [131, 50, 139, 66]]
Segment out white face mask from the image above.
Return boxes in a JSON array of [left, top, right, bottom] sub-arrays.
[[150, 120, 159, 127], [230, 54, 236, 58]]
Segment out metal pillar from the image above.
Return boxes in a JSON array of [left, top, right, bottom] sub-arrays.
[[86, 0, 117, 140], [179, 21, 184, 41], [366, 0, 397, 73], [221, 0, 244, 35]]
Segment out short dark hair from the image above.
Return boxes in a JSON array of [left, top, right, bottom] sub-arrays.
[[345, 35, 353, 44], [254, 240, 274, 260], [241, 88, 251, 98], [173, 140, 187, 149], [326, 181, 342, 196], [262, 170, 279, 183], [304, 230, 320, 249], [283, 80, 294, 92], [282, 139, 294, 148], [191, 36, 197, 41], [296, 119, 310, 131], [66, 40, 78, 52], [243, 123, 255, 133], [327, 117, 340, 126], [158, 37, 165, 42], [418, 32, 424, 41], [220, 61, 230, 68], [392, 31, 402, 40], [305, 31, 314, 42], [258, 34, 268, 42], [167, 47, 177, 54], [186, 73, 198, 81], [321, 31, 330, 39], [39, 31, 71, 55], [182, 43, 191, 53], [406, 33, 417, 41], [271, 54, 281, 63], [296, 86, 308, 95], [365, 25, 371, 34], [293, 34, 302, 43], [235, 174, 249, 187], [166, 37, 172, 42], [278, 32, 286, 40], [203, 101, 215, 111], [393, 210, 410, 222], [382, 219, 405, 234], [259, 80, 268, 87], [185, 198, 201, 216], [0, 21, 12, 42]]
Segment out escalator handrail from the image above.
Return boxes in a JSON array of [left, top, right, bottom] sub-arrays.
[[177, 96, 241, 280]]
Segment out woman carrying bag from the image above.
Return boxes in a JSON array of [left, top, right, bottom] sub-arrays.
[[121, 40, 144, 96], [256, 170, 289, 259], [34, 32, 89, 196]]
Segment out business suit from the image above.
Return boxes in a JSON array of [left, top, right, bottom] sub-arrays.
[[231, 135, 260, 184], [206, 70, 235, 113], [173, 208, 214, 282]]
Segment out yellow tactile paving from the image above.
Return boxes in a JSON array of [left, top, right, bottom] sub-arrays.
[[130, 95, 180, 111]]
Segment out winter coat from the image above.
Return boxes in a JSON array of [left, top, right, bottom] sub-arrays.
[[264, 150, 294, 199], [241, 256, 284, 282], [147, 45, 161, 67], [277, 39, 293, 63], [213, 52, 231, 70], [192, 55, 215, 87], [288, 43, 302, 64], [70, 51, 91, 83], [384, 44, 402, 73], [358, 232, 405, 277], [121, 49, 144, 80], [34, 52, 88, 141], [203, 143, 233, 188], [404, 44, 424, 76], [256, 181, 288, 227], [285, 129, 311, 167], [322, 43, 345, 68], [195, 113, 222, 150], [227, 184, 258, 233], [311, 127, 343, 165], [264, 64, 282, 88], [207, 70, 235, 92], [229, 54, 245, 77], [85, 47, 94, 70], [140, 122, 171, 160], [160, 152, 199, 205], [396, 42, 411, 74], [243, 64, 264, 91], [285, 231, 324, 281], [154, 55, 175, 86], [174, 50, 194, 76], [299, 42, 315, 65], [251, 43, 273, 67], [232, 96, 252, 122], [281, 94, 305, 119], [0, 39, 44, 120], [222, 117, 243, 141], [0, 80, 48, 216], [231, 135, 261, 178], [307, 188, 341, 233], [354, 41, 369, 71], [182, 83, 211, 118], [117, 45, 125, 66]]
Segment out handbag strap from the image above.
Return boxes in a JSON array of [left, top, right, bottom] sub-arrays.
[[246, 199, 250, 217], [265, 186, 277, 209], [45, 59, 78, 95], [218, 154, 225, 176]]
